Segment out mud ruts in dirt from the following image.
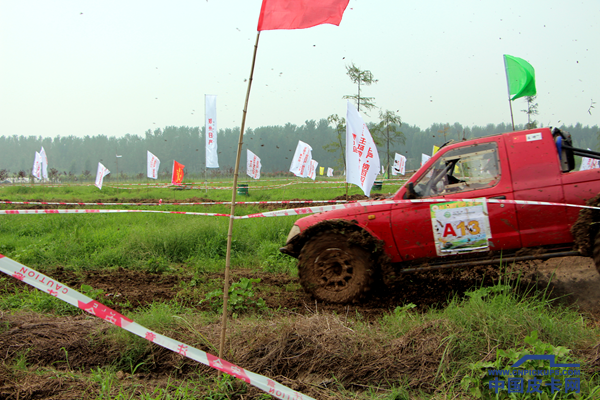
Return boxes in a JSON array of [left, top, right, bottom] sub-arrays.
[[1, 258, 599, 399]]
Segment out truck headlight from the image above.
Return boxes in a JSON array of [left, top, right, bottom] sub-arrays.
[[286, 224, 301, 243]]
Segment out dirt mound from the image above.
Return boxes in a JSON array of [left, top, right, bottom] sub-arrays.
[[95, 197, 219, 204], [235, 315, 449, 394], [0, 313, 116, 370], [256, 198, 318, 211], [0, 311, 450, 399], [332, 194, 368, 201], [6, 266, 187, 314]]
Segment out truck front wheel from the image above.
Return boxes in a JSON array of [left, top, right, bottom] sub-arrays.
[[298, 232, 375, 303]]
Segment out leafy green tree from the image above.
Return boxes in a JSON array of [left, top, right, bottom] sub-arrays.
[[323, 114, 347, 171], [372, 110, 404, 177], [342, 63, 377, 114]]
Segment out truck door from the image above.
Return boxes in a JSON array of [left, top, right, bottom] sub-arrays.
[[391, 138, 521, 262], [504, 129, 571, 247]]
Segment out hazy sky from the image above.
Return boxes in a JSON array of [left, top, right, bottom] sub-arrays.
[[1, 0, 599, 139]]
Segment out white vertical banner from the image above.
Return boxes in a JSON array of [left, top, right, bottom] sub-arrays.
[[580, 149, 600, 171], [327, 167, 333, 177], [421, 153, 431, 166], [32, 152, 42, 180], [289, 140, 313, 177], [94, 162, 110, 190], [39, 147, 48, 179], [205, 95, 219, 168], [345, 101, 380, 196], [307, 160, 318, 180], [246, 149, 261, 179], [147, 151, 160, 179], [393, 153, 406, 176], [580, 157, 600, 171]]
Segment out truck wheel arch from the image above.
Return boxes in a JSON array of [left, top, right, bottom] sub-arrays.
[[290, 219, 391, 303], [571, 193, 600, 256]]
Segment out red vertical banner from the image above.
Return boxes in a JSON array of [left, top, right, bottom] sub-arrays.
[[171, 161, 185, 186]]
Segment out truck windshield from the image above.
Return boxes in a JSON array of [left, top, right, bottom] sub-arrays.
[[412, 142, 500, 198]]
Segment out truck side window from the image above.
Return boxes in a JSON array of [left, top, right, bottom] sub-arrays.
[[412, 142, 500, 198]]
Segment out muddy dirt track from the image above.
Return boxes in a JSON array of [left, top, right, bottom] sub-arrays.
[[1, 255, 599, 399], [5, 256, 599, 321]]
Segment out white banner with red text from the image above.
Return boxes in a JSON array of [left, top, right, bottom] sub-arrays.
[[94, 163, 110, 190], [246, 149, 261, 180], [147, 151, 160, 179], [345, 101, 380, 196], [205, 94, 219, 168], [289, 140, 312, 178]]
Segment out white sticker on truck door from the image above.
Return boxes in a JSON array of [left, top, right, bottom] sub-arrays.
[[526, 132, 542, 142], [430, 199, 492, 256]]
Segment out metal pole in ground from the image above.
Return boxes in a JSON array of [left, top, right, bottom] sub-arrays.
[[116, 153, 122, 187], [219, 32, 261, 359]]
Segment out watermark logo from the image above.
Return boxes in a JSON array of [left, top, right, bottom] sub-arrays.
[[487, 355, 580, 395]]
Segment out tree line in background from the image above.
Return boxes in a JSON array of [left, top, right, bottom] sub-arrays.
[[0, 121, 598, 182]]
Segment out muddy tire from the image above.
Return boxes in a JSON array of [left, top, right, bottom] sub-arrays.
[[298, 232, 375, 303], [571, 193, 600, 257], [592, 230, 600, 275]]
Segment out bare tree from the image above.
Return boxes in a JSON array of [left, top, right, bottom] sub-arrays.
[[521, 95, 539, 129], [323, 114, 347, 171]]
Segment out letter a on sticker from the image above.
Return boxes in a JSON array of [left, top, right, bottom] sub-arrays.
[[443, 223, 457, 237]]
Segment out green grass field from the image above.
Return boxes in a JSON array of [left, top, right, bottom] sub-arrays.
[[0, 181, 598, 400]]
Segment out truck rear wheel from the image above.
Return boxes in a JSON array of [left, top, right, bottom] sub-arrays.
[[298, 232, 375, 303], [593, 230, 600, 275]]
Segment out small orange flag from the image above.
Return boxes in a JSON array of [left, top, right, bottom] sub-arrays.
[[172, 160, 185, 185]]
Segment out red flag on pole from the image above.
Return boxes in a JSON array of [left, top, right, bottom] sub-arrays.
[[171, 161, 185, 186], [257, 0, 350, 31]]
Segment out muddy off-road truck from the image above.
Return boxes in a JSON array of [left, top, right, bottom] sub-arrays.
[[280, 127, 600, 303]]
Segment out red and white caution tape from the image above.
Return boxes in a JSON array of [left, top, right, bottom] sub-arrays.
[[0, 254, 315, 400], [3, 198, 600, 219], [0, 209, 232, 217], [0, 200, 350, 207], [235, 197, 600, 219]]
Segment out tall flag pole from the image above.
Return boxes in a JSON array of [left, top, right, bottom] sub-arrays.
[[503, 54, 537, 130], [218, 0, 350, 359], [219, 31, 261, 359]]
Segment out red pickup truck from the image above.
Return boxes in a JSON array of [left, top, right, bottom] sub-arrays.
[[280, 127, 600, 303]]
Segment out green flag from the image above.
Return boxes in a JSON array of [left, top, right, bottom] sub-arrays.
[[504, 54, 536, 100]]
